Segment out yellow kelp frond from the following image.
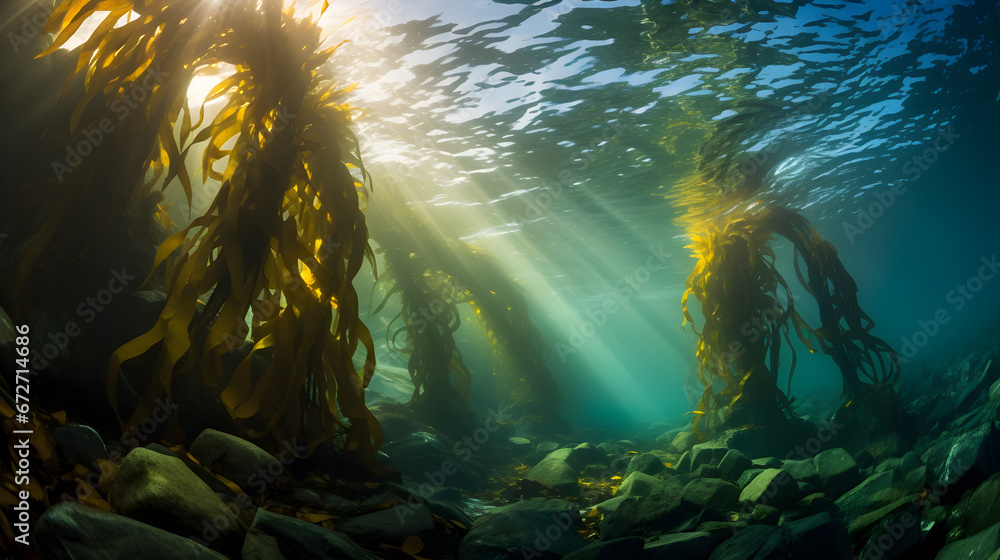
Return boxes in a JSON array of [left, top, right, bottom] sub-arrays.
[[22, 0, 381, 462]]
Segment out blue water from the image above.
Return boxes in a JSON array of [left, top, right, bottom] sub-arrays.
[[317, 0, 1000, 430]]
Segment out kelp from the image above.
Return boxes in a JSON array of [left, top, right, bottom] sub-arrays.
[[367, 201, 560, 420], [21, 0, 381, 460], [675, 179, 899, 436], [368, 204, 473, 426]]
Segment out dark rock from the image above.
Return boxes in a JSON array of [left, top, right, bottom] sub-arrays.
[[707, 524, 782, 560], [857, 508, 922, 560], [459, 509, 587, 560], [781, 512, 852, 559], [109, 447, 241, 553], [641, 532, 714, 559], [562, 537, 643, 560], [380, 431, 485, 490], [719, 449, 752, 481], [336, 502, 435, 545], [751, 457, 782, 469], [188, 428, 280, 490], [244, 508, 369, 560], [737, 468, 765, 489], [935, 521, 1000, 559], [623, 453, 665, 479], [960, 471, 1000, 536], [600, 476, 689, 539], [144, 443, 238, 497], [691, 446, 728, 471], [865, 433, 908, 462], [569, 443, 608, 470], [496, 497, 578, 515], [707, 421, 819, 459], [922, 422, 1000, 501], [33, 502, 228, 560], [752, 504, 780, 524], [692, 464, 722, 479], [782, 458, 820, 486], [677, 451, 692, 473], [815, 448, 860, 499], [672, 431, 698, 454], [526, 457, 579, 494], [681, 478, 741, 511], [739, 468, 799, 510], [52, 424, 109, 468]]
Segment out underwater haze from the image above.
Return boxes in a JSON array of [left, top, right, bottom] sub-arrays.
[[4, 0, 1000, 558], [313, 0, 1000, 429]]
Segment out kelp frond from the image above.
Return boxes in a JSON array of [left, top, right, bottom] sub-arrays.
[[28, 0, 381, 460]]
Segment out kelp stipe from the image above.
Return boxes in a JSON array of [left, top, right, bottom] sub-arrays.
[[26, 0, 383, 464], [673, 189, 900, 438]]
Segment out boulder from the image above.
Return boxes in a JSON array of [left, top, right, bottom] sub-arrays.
[[600, 476, 688, 539], [336, 503, 435, 545], [459, 508, 586, 560], [33, 502, 228, 560], [782, 458, 820, 486], [672, 431, 698, 454], [243, 508, 369, 560], [623, 453, 665, 478], [642, 531, 714, 559], [718, 449, 752, 482], [739, 469, 799, 510], [52, 424, 109, 468], [935, 521, 1000, 560], [681, 478, 741, 511], [691, 446, 729, 471], [814, 448, 860, 499], [109, 447, 241, 553], [526, 457, 579, 494], [568, 443, 608, 470], [188, 429, 280, 491]]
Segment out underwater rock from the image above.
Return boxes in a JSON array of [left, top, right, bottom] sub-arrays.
[[865, 433, 909, 462], [188, 428, 279, 491], [561, 536, 643, 560], [934, 521, 1000, 560], [243, 508, 370, 560], [681, 478, 741, 511], [835, 473, 914, 537], [641, 531, 714, 559], [780, 512, 852, 559], [109, 447, 242, 553], [690, 446, 729, 471], [781, 458, 820, 487], [922, 421, 1000, 496], [752, 504, 780, 524], [458, 508, 587, 560], [380, 431, 485, 491], [737, 469, 765, 489], [52, 423, 109, 468], [718, 449, 752, 482], [857, 507, 923, 560], [623, 453, 666, 479], [958, 471, 1000, 537], [707, 422, 818, 460], [814, 448, 860, 499], [672, 431, 698, 454], [569, 442, 609, 470], [525, 456, 579, 494], [707, 524, 781, 560], [594, 472, 661, 515], [335, 502, 435, 545], [33, 501, 229, 560], [144, 443, 237, 497], [599, 475, 689, 539], [509, 437, 532, 447], [692, 464, 723, 479], [751, 457, 782, 469], [739, 468, 799, 510]]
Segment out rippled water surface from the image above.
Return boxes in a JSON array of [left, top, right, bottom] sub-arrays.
[[318, 0, 998, 427]]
